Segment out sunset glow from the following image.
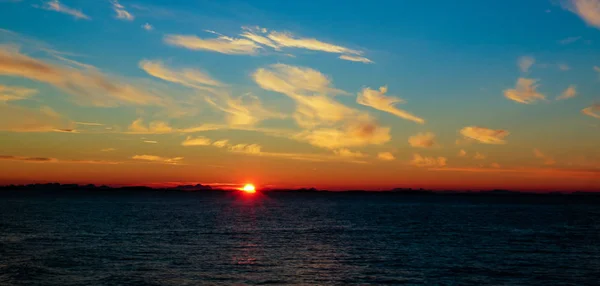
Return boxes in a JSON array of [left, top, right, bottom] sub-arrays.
[[0, 0, 599, 192], [241, 184, 256, 194]]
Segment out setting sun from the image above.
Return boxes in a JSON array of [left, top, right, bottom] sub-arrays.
[[241, 184, 256, 194]]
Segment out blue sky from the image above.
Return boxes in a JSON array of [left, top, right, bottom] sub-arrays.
[[0, 0, 599, 190]]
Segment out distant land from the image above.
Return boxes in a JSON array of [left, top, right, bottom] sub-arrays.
[[1, 183, 599, 196]]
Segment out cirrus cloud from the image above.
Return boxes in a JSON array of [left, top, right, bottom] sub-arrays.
[[41, 0, 90, 20], [557, 85, 577, 100], [460, 126, 510, 144], [357, 86, 424, 124], [582, 104, 600, 119], [504, 78, 545, 104]]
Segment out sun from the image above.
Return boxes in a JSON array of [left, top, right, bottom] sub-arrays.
[[241, 184, 256, 194]]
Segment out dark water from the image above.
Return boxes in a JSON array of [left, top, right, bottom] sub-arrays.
[[1, 191, 599, 285]]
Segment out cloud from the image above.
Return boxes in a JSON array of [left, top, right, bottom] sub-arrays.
[[518, 56, 535, 73], [357, 86, 424, 124], [559, 36, 582, 45], [132, 155, 183, 164], [410, 154, 447, 168], [142, 23, 154, 31], [558, 64, 571, 71], [377, 152, 395, 161], [253, 64, 391, 149], [181, 136, 212, 146], [474, 152, 486, 160], [333, 148, 366, 158], [458, 149, 467, 157], [143, 140, 157, 144], [42, 0, 90, 20], [228, 143, 262, 155], [0, 155, 121, 164], [75, 121, 104, 126], [557, 85, 577, 100], [490, 163, 501, 168], [213, 139, 229, 148], [111, 0, 134, 21], [0, 155, 57, 163], [266, 31, 361, 55], [128, 118, 173, 134], [582, 104, 600, 119], [338, 54, 373, 64], [204, 93, 286, 127], [164, 34, 261, 55], [408, 132, 436, 148], [504, 78, 545, 104], [139, 60, 222, 91], [0, 46, 162, 106], [566, 0, 600, 29], [534, 148, 556, 165], [0, 84, 37, 102], [100, 148, 116, 152], [0, 104, 72, 132], [460, 126, 510, 144]]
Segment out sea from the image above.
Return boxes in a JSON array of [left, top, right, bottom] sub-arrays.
[[1, 190, 599, 285]]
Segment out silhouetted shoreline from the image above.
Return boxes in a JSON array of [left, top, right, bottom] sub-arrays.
[[1, 183, 598, 196]]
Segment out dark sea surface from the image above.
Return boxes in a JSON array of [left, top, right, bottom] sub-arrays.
[[1, 190, 599, 285]]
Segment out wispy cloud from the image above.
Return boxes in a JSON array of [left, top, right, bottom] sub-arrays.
[[132, 155, 183, 165], [504, 78, 545, 104], [357, 86, 424, 124], [534, 148, 556, 165], [517, 56, 535, 73], [181, 136, 212, 146], [253, 64, 390, 149], [0, 46, 162, 106], [338, 55, 373, 64], [559, 36, 582, 45], [139, 60, 222, 91], [0, 84, 37, 102], [0, 104, 72, 132], [333, 148, 366, 158], [458, 149, 467, 157], [204, 93, 286, 127], [0, 155, 121, 164], [42, 0, 90, 20], [143, 140, 158, 144], [111, 0, 134, 21], [75, 121, 104, 126], [474, 152, 486, 160], [100, 148, 116, 152], [377, 152, 395, 161], [164, 34, 262, 55], [460, 126, 510, 144], [410, 154, 447, 168], [128, 118, 173, 134], [565, 0, 600, 29], [0, 155, 57, 163], [557, 85, 577, 100], [408, 132, 436, 148], [582, 104, 600, 119]]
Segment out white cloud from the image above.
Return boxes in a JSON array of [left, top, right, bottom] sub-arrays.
[[504, 78, 545, 104], [204, 93, 286, 127], [377, 152, 395, 161], [142, 23, 154, 31], [164, 34, 262, 55], [582, 104, 600, 119], [339, 54, 373, 64], [143, 140, 157, 144], [111, 0, 134, 21], [267, 31, 361, 55], [460, 126, 510, 144], [410, 154, 447, 168], [357, 86, 424, 124], [557, 85, 577, 100], [518, 56, 535, 73], [408, 132, 436, 148], [559, 36, 582, 45], [42, 0, 90, 20], [0, 84, 37, 102], [181, 136, 212, 146]]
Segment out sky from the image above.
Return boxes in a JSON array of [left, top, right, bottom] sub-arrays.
[[0, 0, 599, 191]]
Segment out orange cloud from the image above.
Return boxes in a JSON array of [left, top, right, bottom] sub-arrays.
[[139, 60, 222, 91], [0, 84, 37, 102], [128, 118, 173, 134], [534, 148, 556, 165], [181, 136, 212, 146], [408, 132, 436, 148], [377, 152, 395, 161], [0, 46, 162, 106], [460, 126, 509, 144], [0, 104, 72, 132], [582, 104, 600, 119], [557, 85, 577, 100], [164, 34, 261, 55], [504, 78, 545, 104], [458, 149, 467, 157], [357, 86, 424, 124], [334, 148, 366, 158], [474, 152, 486, 160], [410, 154, 447, 168], [204, 93, 286, 127], [132, 155, 183, 165], [567, 0, 600, 29]]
